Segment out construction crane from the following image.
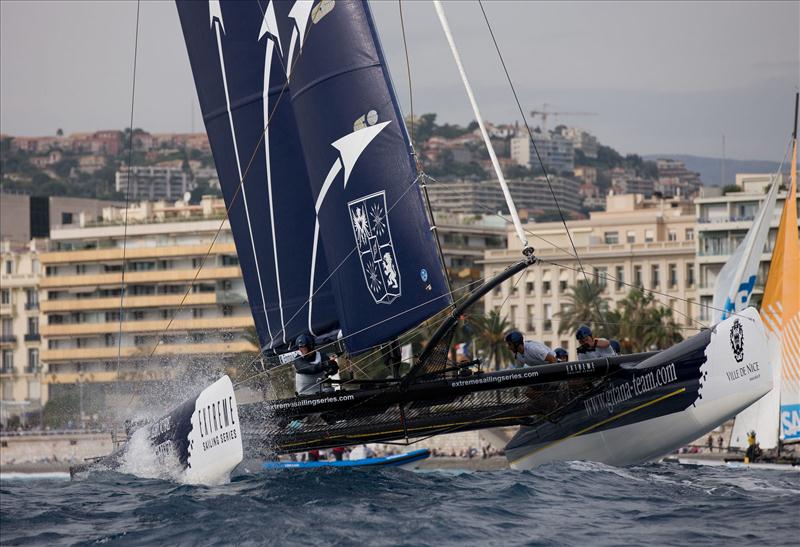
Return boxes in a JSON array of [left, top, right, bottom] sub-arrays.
[[529, 103, 597, 132]]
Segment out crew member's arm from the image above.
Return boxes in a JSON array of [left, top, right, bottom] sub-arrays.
[[594, 337, 611, 349], [544, 352, 557, 363], [294, 358, 328, 375]]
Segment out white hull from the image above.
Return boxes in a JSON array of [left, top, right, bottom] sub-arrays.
[[677, 458, 799, 471], [507, 308, 774, 469]]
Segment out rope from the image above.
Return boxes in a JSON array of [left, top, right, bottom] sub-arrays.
[[115, 0, 141, 384]]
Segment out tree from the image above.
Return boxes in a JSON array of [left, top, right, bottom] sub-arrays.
[[555, 279, 611, 338], [615, 288, 683, 352], [471, 309, 512, 370]]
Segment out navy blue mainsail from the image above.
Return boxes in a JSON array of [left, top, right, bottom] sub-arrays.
[[284, 0, 451, 353], [176, 0, 338, 351]]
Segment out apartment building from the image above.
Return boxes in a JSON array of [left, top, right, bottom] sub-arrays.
[[426, 177, 582, 216], [0, 240, 45, 425], [115, 166, 193, 201], [484, 193, 698, 361], [510, 132, 575, 174], [694, 173, 797, 321], [38, 197, 256, 402]]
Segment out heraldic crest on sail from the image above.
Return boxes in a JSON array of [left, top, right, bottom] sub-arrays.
[[349, 190, 401, 304]]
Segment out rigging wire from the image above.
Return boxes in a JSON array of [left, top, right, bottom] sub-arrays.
[[115, 0, 141, 384], [476, 0, 611, 336]]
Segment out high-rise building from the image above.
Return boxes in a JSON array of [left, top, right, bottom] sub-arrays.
[[483, 193, 698, 361], [510, 132, 575, 174], [560, 127, 598, 159]]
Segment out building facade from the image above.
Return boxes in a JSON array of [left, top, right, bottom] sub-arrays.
[[510, 132, 575, 174], [38, 197, 256, 407], [694, 173, 798, 321], [115, 166, 193, 201], [426, 177, 582, 216], [483, 194, 698, 361], [0, 240, 45, 426]]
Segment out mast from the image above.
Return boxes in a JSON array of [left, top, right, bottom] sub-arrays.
[[432, 1, 532, 257]]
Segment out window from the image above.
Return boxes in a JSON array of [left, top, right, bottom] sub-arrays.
[[543, 304, 553, 331], [559, 280, 568, 293], [193, 308, 204, 318], [220, 255, 239, 266], [75, 264, 86, 275], [526, 305, 536, 331], [76, 338, 87, 348], [604, 231, 619, 245], [27, 317, 38, 335], [651, 265, 660, 288], [685, 228, 694, 241], [668, 231, 677, 242], [5, 260, 12, 274], [644, 230, 655, 243], [61, 212, 74, 224], [2, 350, 14, 372], [626, 231, 636, 244], [615, 266, 625, 291], [105, 311, 121, 322], [1, 318, 12, 336], [525, 281, 534, 295], [132, 311, 145, 321], [220, 280, 233, 291], [542, 281, 551, 294], [104, 334, 115, 347], [1, 289, 9, 305], [668, 264, 678, 288], [25, 288, 38, 309], [634, 265, 643, 288], [222, 305, 233, 317], [686, 263, 695, 287], [27, 349, 38, 373]]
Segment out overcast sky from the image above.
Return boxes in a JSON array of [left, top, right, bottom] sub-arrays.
[[1, 1, 797, 161]]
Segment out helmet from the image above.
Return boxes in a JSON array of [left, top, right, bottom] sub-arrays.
[[504, 330, 524, 345], [609, 339, 621, 353], [554, 347, 568, 359], [294, 333, 315, 350], [575, 325, 593, 341]]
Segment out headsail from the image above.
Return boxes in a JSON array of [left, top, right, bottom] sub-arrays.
[[284, 0, 451, 353], [730, 100, 800, 448], [177, 0, 339, 351]]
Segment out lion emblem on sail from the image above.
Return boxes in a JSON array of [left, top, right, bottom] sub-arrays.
[[348, 191, 401, 304]]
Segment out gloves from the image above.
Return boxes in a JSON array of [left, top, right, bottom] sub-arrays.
[[324, 360, 339, 376]]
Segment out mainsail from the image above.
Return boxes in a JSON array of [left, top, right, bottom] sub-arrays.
[[730, 98, 800, 448], [177, 0, 451, 354], [177, 0, 339, 350]]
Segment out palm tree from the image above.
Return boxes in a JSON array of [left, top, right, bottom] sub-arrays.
[[616, 288, 683, 352], [643, 306, 684, 350], [555, 279, 611, 338], [471, 309, 512, 370]]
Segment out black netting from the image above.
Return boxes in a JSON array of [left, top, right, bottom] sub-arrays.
[[241, 376, 601, 455], [412, 328, 455, 378]]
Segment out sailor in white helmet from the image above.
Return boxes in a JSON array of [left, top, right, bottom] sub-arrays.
[[292, 333, 339, 395]]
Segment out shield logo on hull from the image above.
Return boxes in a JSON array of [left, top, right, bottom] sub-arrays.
[[348, 191, 401, 304]]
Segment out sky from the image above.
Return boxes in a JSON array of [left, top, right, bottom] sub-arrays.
[[1, 1, 798, 161]]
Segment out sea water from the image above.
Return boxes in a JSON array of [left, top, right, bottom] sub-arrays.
[[1, 462, 797, 546]]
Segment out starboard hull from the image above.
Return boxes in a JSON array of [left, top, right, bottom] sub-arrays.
[[505, 307, 773, 469]]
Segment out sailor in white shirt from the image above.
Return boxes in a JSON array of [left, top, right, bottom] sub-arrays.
[[505, 330, 556, 367], [575, 325, 617, 361]]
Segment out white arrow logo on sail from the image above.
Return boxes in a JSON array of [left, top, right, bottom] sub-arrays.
[[286, 0, 314, 78], [258, 0, 288, 343], [210, 0, 273, 344], [308, 121, 392, 329]]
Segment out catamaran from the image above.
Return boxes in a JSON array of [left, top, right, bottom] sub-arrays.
[[74, 0, 786, 483]]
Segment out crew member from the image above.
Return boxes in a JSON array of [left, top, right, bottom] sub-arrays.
[[505, 330, 556, 367], [293, 333, 339, 395], [575, 325, 616, 361], [554, 347, 569, 362]]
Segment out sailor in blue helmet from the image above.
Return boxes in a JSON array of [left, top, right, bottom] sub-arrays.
[[575, 325, 616, 361], [292, 333, 339, 395], [554, 347, 569, 362], [505, 330, 556, 367]]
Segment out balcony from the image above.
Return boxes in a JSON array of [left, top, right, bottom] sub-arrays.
[[0, 303, 14, 317], [216, 291, 248, 305], [0, 334, 18, 346], [24, 302, 39, 311], [24, 333, 41, 342]]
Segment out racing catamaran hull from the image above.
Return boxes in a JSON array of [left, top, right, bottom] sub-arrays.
[[506, 307, 772, 468]]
